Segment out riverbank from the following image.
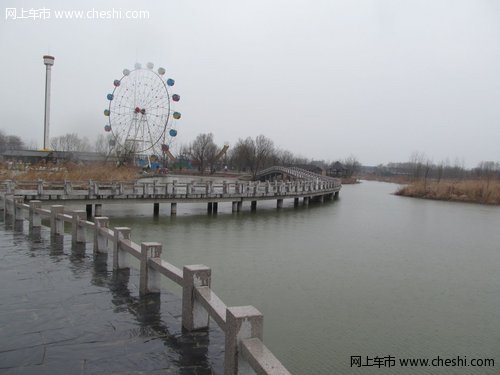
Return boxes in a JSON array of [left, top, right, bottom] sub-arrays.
[[395, 179, 500, 205]]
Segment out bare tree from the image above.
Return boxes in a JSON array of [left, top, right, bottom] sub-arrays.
[[229, 137, 255, 172], [252, 135, 275, 178], [0, 130, 24, 152], [187, 133, 218, 174], [50, 133, 91, 152], [343, 155, 361, 178], [409, 151, 427, 181], [275, 149, 295, 165], [228, 135, 275, 178], [94, 134, 114, 156]]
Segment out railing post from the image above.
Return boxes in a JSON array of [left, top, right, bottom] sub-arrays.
[[93, 216, 109, 253], [29, 200, 42, 232], [14, 196, 24, 222], [64, 180, 72, 195], [140, 242, 162, 295], [224, 306, 263, 375], [88, 180, 94, 198], [5, 180, 14, 194], [37, 179, 44, 195], [4, 194, 12, 217], [113, 227, 131, 270], [182, 265, 211, 331], [71, 210, 87, 245], [50, 205, 65, 236]]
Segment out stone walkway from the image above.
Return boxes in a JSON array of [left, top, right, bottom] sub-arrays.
[[0, 220, 224, 374]]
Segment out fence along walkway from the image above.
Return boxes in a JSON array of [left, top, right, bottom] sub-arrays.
[[0, 169, 341, 206], [2, 195, 291, 375]]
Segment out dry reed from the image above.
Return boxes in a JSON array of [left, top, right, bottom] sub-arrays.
[[0, 162, 139, 183], [396, 179, 500, 205]]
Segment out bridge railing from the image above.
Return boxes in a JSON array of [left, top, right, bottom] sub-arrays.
[[1, 177, 340, 201], [256, 166, 341, 185], [2, 195, 291, 375]]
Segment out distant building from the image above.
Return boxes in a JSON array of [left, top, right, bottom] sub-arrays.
[[327, 161, 348, 177]]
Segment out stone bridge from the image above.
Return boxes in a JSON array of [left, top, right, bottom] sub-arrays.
[[1, 167, 341, 216]]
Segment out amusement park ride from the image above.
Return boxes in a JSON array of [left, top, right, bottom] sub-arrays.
[[104, 62, 181, 169]]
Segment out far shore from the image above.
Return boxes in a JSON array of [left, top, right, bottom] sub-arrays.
[[396, 179, 500, 205], [354, 174, 500, 205]]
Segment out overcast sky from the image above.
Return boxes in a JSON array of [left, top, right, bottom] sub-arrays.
[[1, 0, 499, 167]]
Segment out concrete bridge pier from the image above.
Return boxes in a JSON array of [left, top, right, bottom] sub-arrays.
[[153, 203, 160, 216], [334, 191, 339, 200], [251, 201, 257, 211], [318, 195, 324, 203], [277, 199, 283, 209], [303, 197, 310, 206], [171, 202, 177, 216]]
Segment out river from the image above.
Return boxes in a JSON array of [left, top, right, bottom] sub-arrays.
[[3, 180, 500, 374], [97, 180, 499, 374]]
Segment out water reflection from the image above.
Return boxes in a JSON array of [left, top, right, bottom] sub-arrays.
[[0, 218, 222, 373], [88, 250, 218, 372]]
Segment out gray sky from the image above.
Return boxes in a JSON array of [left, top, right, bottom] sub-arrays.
[[1, 0, 499, 167]]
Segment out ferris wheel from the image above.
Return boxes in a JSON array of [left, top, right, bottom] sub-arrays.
[[104, 62, 180, 161]]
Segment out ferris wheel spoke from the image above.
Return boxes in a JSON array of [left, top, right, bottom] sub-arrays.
[[142, 116, 155, 152]]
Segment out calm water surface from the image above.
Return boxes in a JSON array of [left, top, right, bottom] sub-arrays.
[[99, 180, 500, 374]]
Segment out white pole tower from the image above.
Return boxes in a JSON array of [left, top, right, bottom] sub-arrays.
[[43, 55, 55, 150]]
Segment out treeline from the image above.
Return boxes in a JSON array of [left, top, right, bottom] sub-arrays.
[[0, 131, 113, 155], [182, 133, 361, 177], [0, 130, 24, 153], [4, 130, 361, 177], [181, 133, 310, 177], [371, 152, 500, 182]]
